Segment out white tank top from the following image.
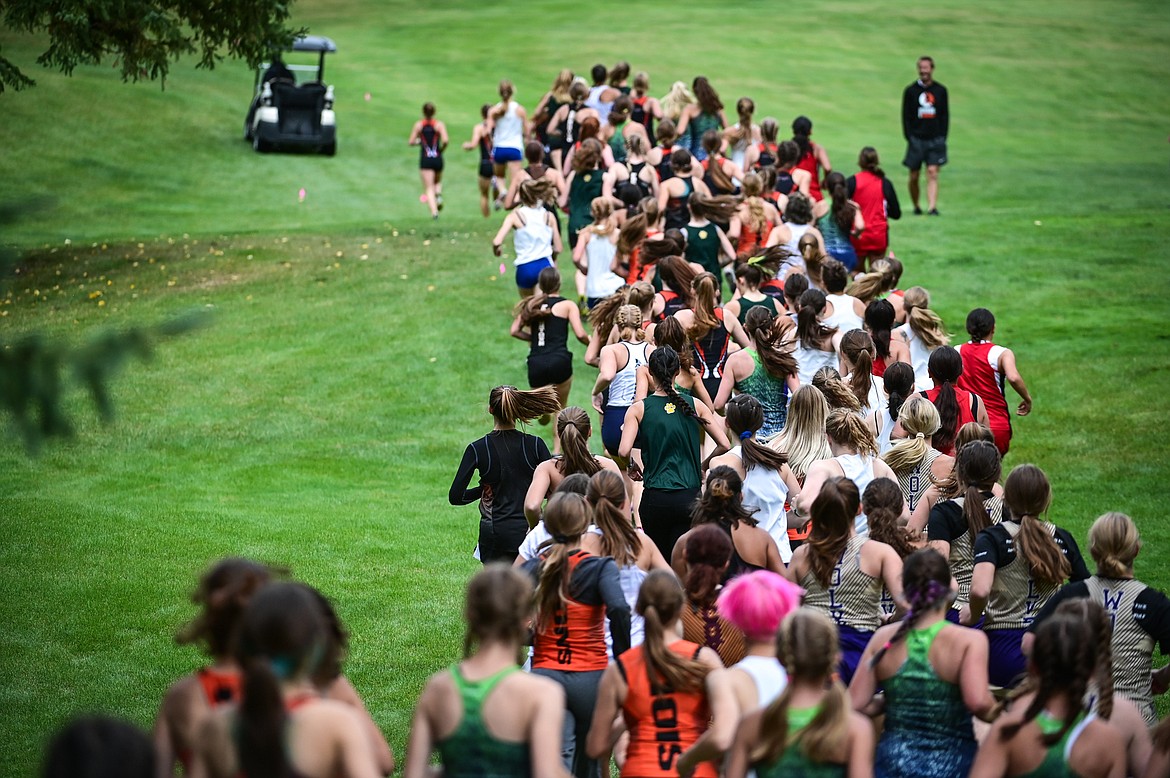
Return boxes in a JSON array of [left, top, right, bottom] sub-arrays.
[[584, 232, 623, 298], [607, 341, 650, 407], [493, 101, 524, 150], [512, 206, 553, 266], [823, 293, 864, 332], [844, 372, 885, 417], [606, 563, 647, 656], [835, 452, 877, 536], [731, 446, 793, 563], [733, 655, 788, 709], [875, 404, 897, 455], [783, 222, 813, 257], [793, 341, 838, 386], [586, 85, 613, 124], [896, 323, 935, 391]]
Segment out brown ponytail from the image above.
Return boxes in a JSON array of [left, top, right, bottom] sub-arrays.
[[638, 570, 709, 693], [1003, 464, 1069, 587], [556, 407, 601, 478], [587, 469, 637, 568]]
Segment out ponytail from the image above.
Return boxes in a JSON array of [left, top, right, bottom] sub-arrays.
[[556, 407, 601, 478], [587, 470, 637, 568], [812, 367, 862, 413], [687, 273, 721, 340], [839, 329, 875, 408], [744, 306, 797, 381], [648, 346, 699, 422], [638, 571, 709, 693], [1003, 464, 1069, 587], [796, 289, 837, 350]]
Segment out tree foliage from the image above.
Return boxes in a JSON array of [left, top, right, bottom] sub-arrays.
[[0, 0, 305, 93]]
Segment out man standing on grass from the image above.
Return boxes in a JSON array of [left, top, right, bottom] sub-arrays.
[[902, 56, 948, 215]]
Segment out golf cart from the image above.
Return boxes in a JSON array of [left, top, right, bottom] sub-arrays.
[[245, 35, 337, 156]]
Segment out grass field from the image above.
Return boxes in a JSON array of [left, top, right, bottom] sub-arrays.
[[2, 0, 1170, 775]]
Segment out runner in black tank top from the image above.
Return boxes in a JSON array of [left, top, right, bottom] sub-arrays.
[[631, 95, 655, 139], [527, 295, 573, 388], [663, 176, 694, 231]]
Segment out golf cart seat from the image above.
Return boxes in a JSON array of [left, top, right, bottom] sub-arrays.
[[272, 82, 326, 136]]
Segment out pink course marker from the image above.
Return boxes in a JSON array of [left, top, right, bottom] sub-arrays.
[[499, 263, 506, 275], [298, 188, 306, 202]]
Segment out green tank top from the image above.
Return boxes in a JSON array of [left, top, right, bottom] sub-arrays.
[[881, 620, 976, 750], [754, 705, 846, 778], [690, 111, 722, 148], [736, 295, 778, 325], [640, 393, 702, 491], [684, 223, 723, 282], [436, 664, 531, 778], [1016, 712, 1087, 778], [569, 170, 605, 231], [734, 348, 789, 439], [608, 122, 629, 164]]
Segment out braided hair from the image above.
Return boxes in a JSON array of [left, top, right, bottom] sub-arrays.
[[647, 346, 699, 421], [868, 548, 952, 668]]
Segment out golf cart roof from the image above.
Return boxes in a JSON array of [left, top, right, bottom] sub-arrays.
[[290, 35, 337, 53]]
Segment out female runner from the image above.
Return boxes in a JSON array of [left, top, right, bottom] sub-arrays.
[[671, 465, 786, 580], [635, 315, 713, 411], [881, 397, 954, 534], [523, 406, 621, 523], [510, 266, 590, 414], [659, 80, 695, 124], [532, 69, 574, 158], [651, 254, 698, 321], [562, 138, 617, 251], [861, 479, 917, 618], [926, 440, 1004, 624], [449, 385, 560, 563], [593, 304, 654, 470], [573, 197, 624, 308], [585, 569, 730, 778], [727, 173, 780, 259], [679, 524, 748, 667], [462, 104, 495, 218], [699, 130, 744, 197], [490, 80, 528, 202], [710, 394, 803, 561], [192, 583, 383, 778], [745, 116, 779, 173], [871, 361, 914, 455], [405, 565, 569, 778], [629, 72, 662, 139], [864, 299, 911, 378], [503, 140, 567, 211], [1026, 511, 1170, 726], [849, 548, 995, 778], [764, 192, 824, 257], [546, 81, 598, 173], [607, 134, 659, 207], [407, 102, 448, 219], [714, 307, 800, 439], [820, 259, 866, 332], [684, 193, 739, 294], [956, 307, 1033, 456], [790, 116, 832, 202], [716, 570, 804, 712], [492, 179, 563, 298], [813, 367, 863, 415], [772, 139, 813, 201], [916, 346, 990, 456], [767, 385, 831, 549], [896, 286, 949, 390], [523, 492, 631, 778], [676, 76, 728, 161], [813, 172, 865, 272], [792, 289, 843, 386], [846, 147, 901, 272], [795, 408, 897, 538], [725, 608, 875, 778], [619, 346, 731, 559], [838, 329, 885, 415], [724, 259, 779, 326], [658, 149, 711, 231], [970, 612, 1126, 778], [154, 559, 274, 775], [962, 464, 1090, 687], [674, 272, 751, 401], [786, 477, 904, 684]]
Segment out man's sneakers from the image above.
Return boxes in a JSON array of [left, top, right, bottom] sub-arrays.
[[928, 208, 940, 216], [914, 206, 924, 215], [913, 206, 941, 216]]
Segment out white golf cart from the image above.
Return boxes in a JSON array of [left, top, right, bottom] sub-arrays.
[[245, 35, 337, 156]]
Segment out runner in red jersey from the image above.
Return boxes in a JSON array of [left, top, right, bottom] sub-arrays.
[[524, 492, 631, 778], [918, 346, 989, 457], [791, 116, 831, 202], [956, 308, 1033, 456], [586, 570, 732, 778], [847, 147, 902, 273]]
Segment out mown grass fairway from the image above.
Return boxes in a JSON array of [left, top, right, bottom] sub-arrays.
[[2, 0, 1169, 775]]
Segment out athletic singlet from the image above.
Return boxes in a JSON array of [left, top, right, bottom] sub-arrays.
[[822, 293, 864, 332], [835, 453, 877, 537], [755, 142, 778, 171], [735, 295, 778, 325], [774, 168, 797, 196], [800, 535, 882, 631], [656, 145, 677, 182], [875, 404, 897, 455], [958, 341, 1010, 431], [640, 393, 702, 491], [584, 231, 623, 299], [754, 705, 846, 778], [586, 85, 613, 124], [693, 308, 731, 394], [657, 289, 686, 321], [850, 170, 888, 255], [419, 119, 442, 162], [617, 639, 715, 778], [701, 157, 736, 196], [735, 349, 790, 438], [1016, 712, 1094, 778], [732, 654, 788, 709], [974, 521, 1087, 631], [528, 296, 569, 360], [477, 124, 493, 170], [608, 121, 629, 163], [927, 491, 1005, 611], [688, 111, 722, 156], [568, 170, 605, 233], [531, 550, 622, 671], [617, 161, 652, 203], [630, 95, 655, 138], [538, 95, 563, 146], [436, 665, 531, 778], [795, 147, 824, 201], [894, 446, 941, 514], [609, 341, 651, 407], [731, 445, 792, 562], [682, 599, 746, 667], [663, 177, 695, 230], [736, 207, 774, 257], [780, 222, 813, 260], [493, 102, 523, 151], [558, 101, 586, 148], [512, 206, 554, 266], [923, 384, 979, 456], [684, 222, 722, 281], [897, 323, 937, 391], [793, 340, 838, 387]]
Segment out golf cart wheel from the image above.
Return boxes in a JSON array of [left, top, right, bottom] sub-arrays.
[[322, 141, 336, 157], [244, 120, 254, 141], [253, 134, 271, 153]]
